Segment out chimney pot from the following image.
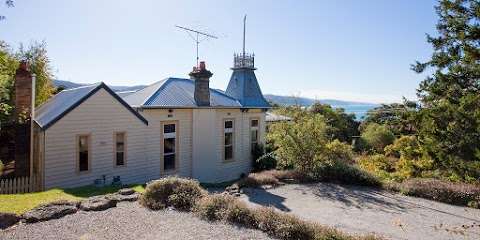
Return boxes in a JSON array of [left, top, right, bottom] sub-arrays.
[[19, 61, 29, 71], [199, 61, 206, 70], [189, 61, 213, 106]]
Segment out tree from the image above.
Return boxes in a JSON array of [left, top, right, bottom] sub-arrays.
[[360, 123, 395, 153], [17, 41, 55, 106], [412, 0, 480, 164], [361, 99, 418, 135], [310, 103, 360, 142], [0, 0, 14, 21], [0, 41, 54, 123]]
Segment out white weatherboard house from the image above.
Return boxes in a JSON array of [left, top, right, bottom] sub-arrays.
[[32, 54, 270, 189]]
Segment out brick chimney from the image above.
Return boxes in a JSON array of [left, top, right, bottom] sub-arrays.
[[189, 61, 213, 106], [14, 61, 33, 177]]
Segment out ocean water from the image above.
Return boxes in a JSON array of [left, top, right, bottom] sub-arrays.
[[331, 104, 380, 120]]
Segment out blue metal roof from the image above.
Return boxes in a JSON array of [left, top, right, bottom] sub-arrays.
[[123, 78, 242, 108], [35, 82, 148, 130], [225, 69, 270, 108]]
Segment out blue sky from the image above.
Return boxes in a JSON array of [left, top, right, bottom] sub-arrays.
[[1, 0, 437, 103]]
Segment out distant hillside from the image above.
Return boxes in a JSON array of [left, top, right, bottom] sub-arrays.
[[263, 94, 375, 107], [53, 80, 146, 92]]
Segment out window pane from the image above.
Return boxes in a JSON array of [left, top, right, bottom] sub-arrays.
[[79, 136, 88, 151], [116, 142, 124, 152], [251, 119, 259, 127], [164, 154, 175, 170], [164, 124, 175, 133], [164, 138, 175, 154], [224, 120, 233, 129], [116, 152, 124, 166], [79, 136, 89, 172], [251, 130, 258, 142], [225, 146, 233, 160], [225, 132, 233, 145]]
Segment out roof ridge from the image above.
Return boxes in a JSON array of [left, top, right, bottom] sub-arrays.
[[142, 78, 172, 106], [61, 82, 101, 92]]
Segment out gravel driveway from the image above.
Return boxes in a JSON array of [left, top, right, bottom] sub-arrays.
[[0, 202, 272, 240], [240, 183, 480, 240]]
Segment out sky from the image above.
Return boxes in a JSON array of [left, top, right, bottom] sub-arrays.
[[1, 0, 438, 103]]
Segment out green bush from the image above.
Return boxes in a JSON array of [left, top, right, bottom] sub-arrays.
[[139, 177, 206, 211], [0, 160, 4, 175], [388, 178, 480, 208], [315, 162, 381, 187], [252, 144, 277, 172], [360, 123, 395, 153]]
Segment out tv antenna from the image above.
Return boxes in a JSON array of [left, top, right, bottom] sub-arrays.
[[175, 25, 218, 67]]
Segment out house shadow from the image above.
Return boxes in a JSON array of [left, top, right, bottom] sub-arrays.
[[242, 187, 291, 212], [306, 183, 408, 213]]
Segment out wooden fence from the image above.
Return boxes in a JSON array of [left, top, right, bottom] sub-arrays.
[[0, 174, 41, 194]]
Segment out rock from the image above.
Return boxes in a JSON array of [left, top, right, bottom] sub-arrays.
[[0, 212, 20, 229], [118, 188, 135, 196], [106, 193, 139, 202], [79, 196, 117, 211], [22, 201, 78, 223]]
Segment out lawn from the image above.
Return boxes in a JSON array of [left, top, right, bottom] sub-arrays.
[[0, 184, 145, 215]]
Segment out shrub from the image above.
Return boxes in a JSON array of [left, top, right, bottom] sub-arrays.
[[357, 154, 396, 180], [254, 207, 316, 240], [194, 194, 257, 227], [237, 171, 281, 188], [388, 178, 480, 208], [139, 177, 206, 211], [268, 114, 329, 173], [252, 144, 277, 172], [312, 162, 381, 187], [0, 160, 3, 175], [360, 123, 395, 153]]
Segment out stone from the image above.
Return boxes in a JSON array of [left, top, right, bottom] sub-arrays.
[[22, 201, 78, 223], [0, 212, 20, 229], [118, 188, 135, 196], [106, 193, 139, 202], [79, 196, 117, 211]]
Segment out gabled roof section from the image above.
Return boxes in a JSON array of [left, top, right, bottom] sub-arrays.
[[122, 78, 242, 108], [225, 69, 271, 108], [35, 82, 148, 130]]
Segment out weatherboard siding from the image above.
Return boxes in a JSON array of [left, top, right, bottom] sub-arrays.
[[43, 88, 153, 189], [192, 109, 265, 183], [141, 109, 193, 178]]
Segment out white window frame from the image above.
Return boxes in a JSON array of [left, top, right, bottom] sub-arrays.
[[161, 121, 178, 173], [223, 119, 234, 162]]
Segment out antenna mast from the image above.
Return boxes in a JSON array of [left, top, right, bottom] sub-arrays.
[[243, 15, 246, 56], [175, 25, 218, 67]]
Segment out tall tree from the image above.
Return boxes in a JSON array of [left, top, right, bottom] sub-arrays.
[[413, 0, 480, 164]]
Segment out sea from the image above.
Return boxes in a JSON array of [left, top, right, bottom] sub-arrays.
[[330, 104, 380, 120]]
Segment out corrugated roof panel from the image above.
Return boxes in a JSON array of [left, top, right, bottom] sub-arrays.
[[126, 78, 241, 108], [35, 83, 102, 128]]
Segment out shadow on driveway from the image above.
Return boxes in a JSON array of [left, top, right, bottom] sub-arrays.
[[243, 187, 290, 212]]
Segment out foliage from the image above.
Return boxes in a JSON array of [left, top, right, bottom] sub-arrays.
[[387, 178, 480, 208], [0, 41, 54, 123], [412, 0, 480, 169], [237, 172, 281, 188], [17, 41, 55, 106], [310, 102, 360, 142], [194, 193, 380, 240], [311, 162, 381, 187], [268, 113, 329, 173], [357, 154, 396, 180], [0, 159, 3, 175], [361, 100, 419, 135], [0, 184, 144, 214], [360, 123, 395, 153], [252, 143, 277, 172], [139, 177, 206, 211]]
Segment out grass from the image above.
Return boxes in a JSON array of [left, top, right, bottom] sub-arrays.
[[0, 184, 145, 215]]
